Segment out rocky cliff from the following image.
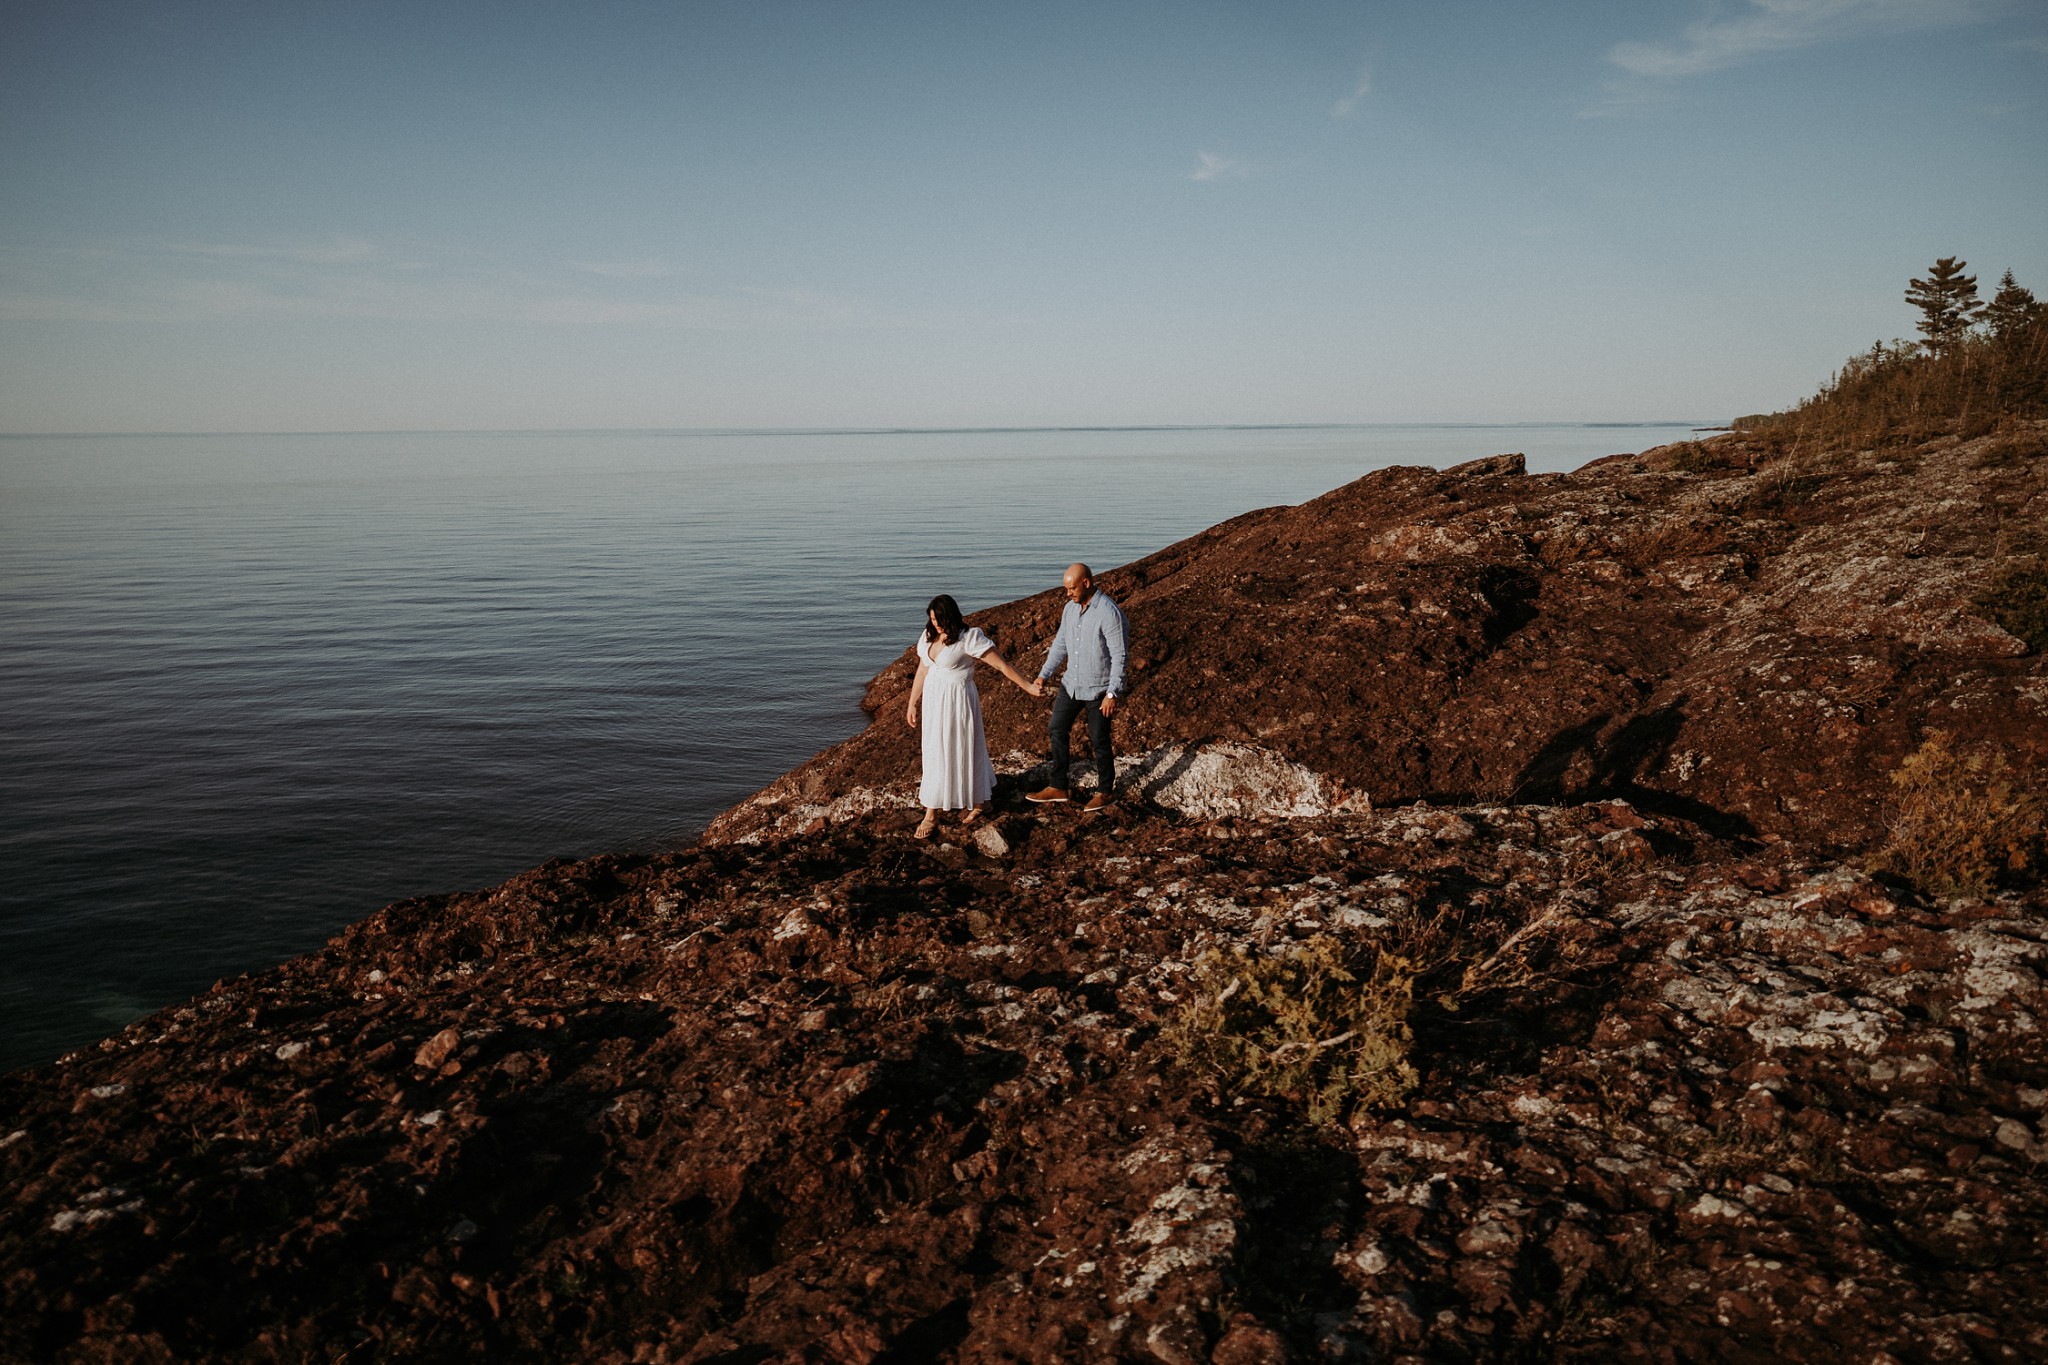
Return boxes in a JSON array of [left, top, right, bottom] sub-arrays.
[[4, 424, 2045, 1364]]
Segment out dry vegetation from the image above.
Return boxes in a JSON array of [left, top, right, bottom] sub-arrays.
[[1166, 935, 1419, 1125], [1164, 269, 2048, 1133], [1164, 884, 1601, 1128], [1733, 320, 2048, 456], [1974, 557, 2048, 652], [1872, 731, 2045, 899]]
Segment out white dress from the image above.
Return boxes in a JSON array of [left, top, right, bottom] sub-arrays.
[[916, 627, 997, 810]]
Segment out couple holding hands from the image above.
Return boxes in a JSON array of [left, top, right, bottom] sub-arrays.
[[904, 563, 1129, 840]]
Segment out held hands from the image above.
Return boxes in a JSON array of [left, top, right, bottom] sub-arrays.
[[1023, 677, 1046, 698]]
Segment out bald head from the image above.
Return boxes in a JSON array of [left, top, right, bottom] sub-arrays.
[[1063, 563, 1095, 605]]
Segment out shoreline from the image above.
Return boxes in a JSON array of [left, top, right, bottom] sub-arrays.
[[1, 423, 1709, 1076], [4, 423, 2044, 1360]]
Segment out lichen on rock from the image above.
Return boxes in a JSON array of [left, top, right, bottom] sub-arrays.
[[5, 420, 2047, 1362]]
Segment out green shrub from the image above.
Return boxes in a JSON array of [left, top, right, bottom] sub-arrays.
[[1165, 935, 1417, 1125], [1976, 559, 2048, 651], [1872, 732, 2044, 898]]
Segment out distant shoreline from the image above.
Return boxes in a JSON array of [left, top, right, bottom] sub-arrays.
[[0, 419, 1725, 441]]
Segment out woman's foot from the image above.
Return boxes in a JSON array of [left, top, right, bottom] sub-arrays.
[[914, 812, 938, 840], [960, 805, 985, 827]]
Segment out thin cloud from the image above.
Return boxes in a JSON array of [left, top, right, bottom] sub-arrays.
[[572, 258, 674, 280], [1190, 151, 1244, 182], [1578, 80, 1680, 119], [1609, 0, 1993, 78], [1329, 66, 1372, 118], [168, 237, 381, 265], [0, 242, 903, 331]]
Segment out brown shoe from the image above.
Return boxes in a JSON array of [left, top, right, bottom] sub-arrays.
[[1081, 793, 1113, 813], [1024, 786, 1070, 804]]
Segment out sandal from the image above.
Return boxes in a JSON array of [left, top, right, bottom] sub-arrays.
[[914, 813, 938, 840], [960, 806, 985, 827]]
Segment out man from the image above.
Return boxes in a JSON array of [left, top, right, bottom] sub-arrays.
[[1027, 562, 1130, 812]]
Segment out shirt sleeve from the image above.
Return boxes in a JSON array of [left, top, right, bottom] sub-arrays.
[[1039, 608, 1070, 680], [1103, 601, 1130, 697], [963, 626, 994, 658]]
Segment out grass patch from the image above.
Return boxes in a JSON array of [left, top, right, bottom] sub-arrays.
[[1166, 935, 1418, 1126], [1872, 732, 2045, 898], [1974, 559, 2048, 652], [1744, 463, 1831, 515], [1622, 518, 1739, 571], [1668, 1123, 1844, 1185]]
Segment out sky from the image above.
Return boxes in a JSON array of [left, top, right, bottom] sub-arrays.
[[1, 0, 2044, 432]]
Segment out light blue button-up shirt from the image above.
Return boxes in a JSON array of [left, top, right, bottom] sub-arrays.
[[1039, 590, 1129, 701]]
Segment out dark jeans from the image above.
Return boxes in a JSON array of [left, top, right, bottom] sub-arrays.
[[1048, 687, 1115, 795]]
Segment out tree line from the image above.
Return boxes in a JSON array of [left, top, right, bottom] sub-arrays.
[[1906, 257, 2043, 356], [1734, 255, 2047, 449]]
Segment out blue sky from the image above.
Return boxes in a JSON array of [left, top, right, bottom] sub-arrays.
[[1, 0, 2044, 432]]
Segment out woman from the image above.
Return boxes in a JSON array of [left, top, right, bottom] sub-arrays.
[[905, 594, 1042, 839]]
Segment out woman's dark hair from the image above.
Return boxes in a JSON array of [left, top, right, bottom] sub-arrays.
[[924, 594, 967, 646]]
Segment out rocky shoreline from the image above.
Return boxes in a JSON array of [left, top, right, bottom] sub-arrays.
[[4, 424, 2044, 1362]]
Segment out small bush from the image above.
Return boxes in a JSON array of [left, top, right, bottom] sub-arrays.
[[1975, 559, 2048, 651], [1872, 732, 2044, 898], [1165, 935, 1417, 1125], [1669, 441, 1724, 473]]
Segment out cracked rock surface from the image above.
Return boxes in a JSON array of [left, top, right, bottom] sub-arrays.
[[3, 428, 2044, 1363], [714, 428, 2047, 851]]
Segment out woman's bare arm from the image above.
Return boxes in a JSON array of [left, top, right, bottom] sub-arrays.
[[905, 657, 930, 727], [977, 647, 1043, 696]]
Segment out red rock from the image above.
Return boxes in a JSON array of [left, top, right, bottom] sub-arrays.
[[5, 422, 2048, 1363], [1212, 1316, 1287, 1365], [412, 1028, 461, 1071]]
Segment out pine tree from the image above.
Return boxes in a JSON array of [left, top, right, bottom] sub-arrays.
[[1905, 256, 1984, 355], [1982, 270, 2043, 342]]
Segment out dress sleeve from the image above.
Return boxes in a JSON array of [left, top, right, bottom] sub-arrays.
[[962, 626, 994, 658], [912, 635, 931, 664]]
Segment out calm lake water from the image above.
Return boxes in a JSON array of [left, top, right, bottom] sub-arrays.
[[0, 423, 1702, 1071]]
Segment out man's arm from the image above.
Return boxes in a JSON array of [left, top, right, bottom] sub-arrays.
[[1102, 603, 1129, 699], [1038, 608, 1071, 682]]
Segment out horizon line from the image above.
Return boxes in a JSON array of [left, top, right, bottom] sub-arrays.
[[0, 419, 1726, 440]]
